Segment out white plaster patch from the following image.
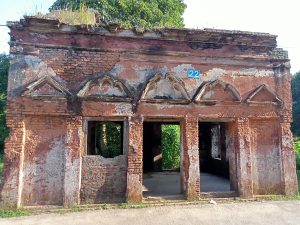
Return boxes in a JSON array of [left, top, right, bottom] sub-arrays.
[[109, 64, 124, 77], [282, 134, 294, 149], [231, 68, 274, 77], [146, 79, 185, 100], [171, 64, 195, 78], [202, 68, 226, 81], [115, 103, 132, 115], [8, 55, 65, 98], [64, 156, 80, 203]]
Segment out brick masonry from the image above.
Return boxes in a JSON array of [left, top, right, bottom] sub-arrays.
[[0, 16, 298, 208]]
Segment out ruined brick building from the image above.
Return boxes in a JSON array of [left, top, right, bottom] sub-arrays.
[[0, 16, 298, 208]]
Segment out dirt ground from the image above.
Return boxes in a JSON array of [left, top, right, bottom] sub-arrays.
[[1, 200, 300, 225]]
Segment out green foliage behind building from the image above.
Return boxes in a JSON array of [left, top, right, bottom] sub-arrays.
[[292, 72, 300, 136], [49, 0, 186, 29], [0, 54, 9, 154]]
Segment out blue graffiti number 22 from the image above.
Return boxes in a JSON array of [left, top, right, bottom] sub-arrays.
[[187, 69, 200, 78]]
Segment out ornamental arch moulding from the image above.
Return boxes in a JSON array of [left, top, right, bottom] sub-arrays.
[[245, 84, 282, 105], [141, 72, 191, 104], [77, 75, 133, 102], [194, 80, 241, 105], [22, 75, 72, 99]]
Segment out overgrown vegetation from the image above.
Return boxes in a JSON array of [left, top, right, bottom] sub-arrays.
[[0, 54, 9, 155], [39, 4, 96, 25], [49, 0, 186, 28], [0, 209, 31, 218], [162, 125, 180, 170]]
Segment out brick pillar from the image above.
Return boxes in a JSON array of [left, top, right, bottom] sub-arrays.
[[126, 116, 143, 203], [236, 118, 253, 198], [182, 115, 200, 200], [279, 116, 298, 195], [0, 116, 25, 208], [63, 116, 83, 207]]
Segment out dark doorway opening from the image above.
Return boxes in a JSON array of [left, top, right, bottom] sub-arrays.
[[142, 122, 181, 198], [199, 122, 231, 193]]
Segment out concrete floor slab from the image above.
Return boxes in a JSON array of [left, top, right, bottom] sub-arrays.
[[142, 171, 230, 197]]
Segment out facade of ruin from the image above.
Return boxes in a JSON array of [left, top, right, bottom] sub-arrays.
[[0, 16, 298, 208]]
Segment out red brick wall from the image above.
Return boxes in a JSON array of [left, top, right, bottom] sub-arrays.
[[1, 18, 298, 208], [21, 116, 66, 206], [80, 155, 127, 204]]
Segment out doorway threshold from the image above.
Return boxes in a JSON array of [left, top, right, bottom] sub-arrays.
[[143, 194, 185, 203]]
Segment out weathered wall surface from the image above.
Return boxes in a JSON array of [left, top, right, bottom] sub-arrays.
[[251, 119, 282, 195], [1, 17, 298, 208], [21, 116, 66, 206], [80, 156, 127, 204]]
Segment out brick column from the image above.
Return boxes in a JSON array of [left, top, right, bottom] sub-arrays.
[[182, 115, 200, 200], [236, 118, 253, 198], [0, 116, 25, 208], [63, 116, 83, 207], [279, 116, 298, 195], [126, 116, 143, 203]]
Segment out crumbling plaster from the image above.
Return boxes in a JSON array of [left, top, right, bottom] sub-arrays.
[[0, 16, 298, 208]]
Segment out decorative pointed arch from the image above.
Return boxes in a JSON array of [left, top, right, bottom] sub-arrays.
[[77, 75, 133, 102], [22, 75, 71, 99], [245, 84, 282, 105], [141, 73, 191, 104], [194, 80, 241, 105]]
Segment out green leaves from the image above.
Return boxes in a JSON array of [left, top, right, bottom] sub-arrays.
[[0, 54, 9, 154], [161, 125, 180, 170], [49, 0, 186, 28], [292, 72, 300, 136]]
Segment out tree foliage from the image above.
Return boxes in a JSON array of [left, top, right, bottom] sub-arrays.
[[295, 137, 300, 170], [162, 125, 180, 170], [96, 122, 122, 158], [0, 54, 9, 154], [292, 72, 300, 136], [49, 0, 186, 28]]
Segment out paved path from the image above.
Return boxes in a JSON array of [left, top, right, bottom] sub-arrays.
[[1, 200, 300, 225]]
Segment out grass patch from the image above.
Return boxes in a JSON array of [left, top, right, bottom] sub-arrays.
[[34, 4, 96, 25], [0, 209, 31, 218], [118, 203, 146, 209]]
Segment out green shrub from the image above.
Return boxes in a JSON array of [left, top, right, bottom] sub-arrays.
[[295, 137, 300, 170], [161, 125, 180, 170]]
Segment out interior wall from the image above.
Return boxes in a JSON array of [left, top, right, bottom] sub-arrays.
[[143, 122, 162, 172], [199, 122, 229, 178]]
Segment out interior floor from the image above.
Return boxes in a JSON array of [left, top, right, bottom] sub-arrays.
[[200, 172, 230, 192], [143, 171, 181, 197], [142, 171, 230, 197]]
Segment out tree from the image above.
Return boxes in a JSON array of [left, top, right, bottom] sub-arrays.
[[292, 71, 300, 136], [0, 54, 9, 154], [161, 125, 180, 170], [49, 0, 186, 29]]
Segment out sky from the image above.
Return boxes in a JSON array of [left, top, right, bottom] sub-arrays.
[[0, 0, 299, 74]]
